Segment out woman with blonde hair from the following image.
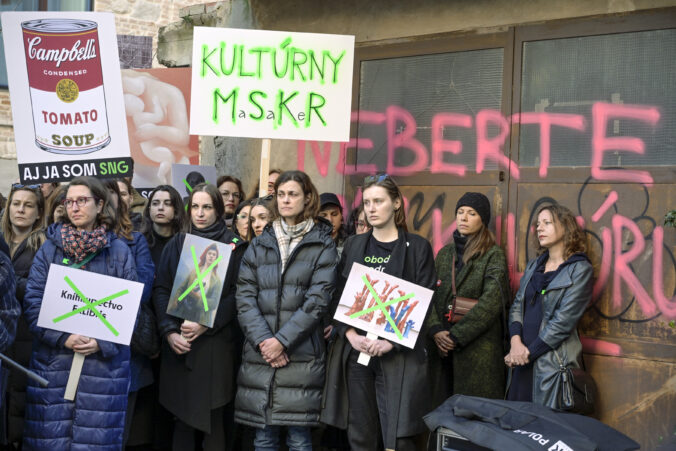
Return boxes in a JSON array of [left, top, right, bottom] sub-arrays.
[[0, 183, 46, 448]]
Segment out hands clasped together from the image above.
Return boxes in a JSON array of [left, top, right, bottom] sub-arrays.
[[346, 328, 394, 357], [504, 335, 530, 367], [433, 330, 456, 357], [259, 337, 289, 369], [65, 334, 100, 356], [167, 320, 208, 355]]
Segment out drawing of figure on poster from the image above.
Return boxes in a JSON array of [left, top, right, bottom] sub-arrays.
[[167, 236, 231, 327], [333, 263, 433, 349]]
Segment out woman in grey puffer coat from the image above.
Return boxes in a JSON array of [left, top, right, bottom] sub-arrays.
[[235, 171, 337, 451]]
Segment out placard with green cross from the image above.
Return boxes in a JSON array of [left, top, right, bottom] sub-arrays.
[[165, 234, 233, 328], [333, 263, 434, 350], [37, 264, 144, 346]]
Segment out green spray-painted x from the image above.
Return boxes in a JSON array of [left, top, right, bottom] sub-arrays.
[[178, 245, 223, 312], [348, 275, 414, 340], [52, 276, 129, 337]]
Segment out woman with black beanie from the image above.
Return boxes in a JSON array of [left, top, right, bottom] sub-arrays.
[[426, 192, 510, 407]]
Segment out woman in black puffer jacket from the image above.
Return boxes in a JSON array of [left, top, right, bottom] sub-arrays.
[[235, 171, 337, 451]]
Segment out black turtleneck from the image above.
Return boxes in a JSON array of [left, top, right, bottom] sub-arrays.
[[453, 229, 468, 272], [149, 228, 172, 268]]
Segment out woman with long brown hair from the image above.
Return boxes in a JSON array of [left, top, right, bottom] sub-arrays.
[[426, 192, 509, 406], [504, 203, 593, 408], [154, 183, 247, 450]]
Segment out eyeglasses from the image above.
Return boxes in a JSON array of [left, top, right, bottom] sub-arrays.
[[355, 221, 367, 229], [12, 183, 41, 190], [62, 196, 95, 209], [220, 191, 242, 200], [363, 174, 390, 185]]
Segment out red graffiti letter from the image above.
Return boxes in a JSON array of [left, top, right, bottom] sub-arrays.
[[476, 110, 519, 178], [591, 103, 660, 186], [652, 226, 676, 319], [386, 106, 429, 176], [612, 214, 656, 316], [337, 110, 386, 175], [430, 113, 471, 176], [512, 112, 585, 178]]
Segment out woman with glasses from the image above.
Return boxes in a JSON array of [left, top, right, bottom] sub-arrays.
[[22, 176, 137, 450], [154, 183, 247, 450], [426, 192, 509, 408], [0, 183, 45, 448], [217, 175, 244, 227], [322, 174, 436, 451], [232, 199, 253, 241], [235, 170, 337, 451]]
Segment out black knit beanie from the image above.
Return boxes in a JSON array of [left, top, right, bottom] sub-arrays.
[[455, 192, 491, 226]]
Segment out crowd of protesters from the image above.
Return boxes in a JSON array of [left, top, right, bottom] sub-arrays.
[[0, 169, 594, 451]]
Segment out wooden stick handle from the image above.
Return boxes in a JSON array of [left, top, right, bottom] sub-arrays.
[[357, 332, 379, 366], [259, 138, 271, 197], [64, 353, 85, 401]]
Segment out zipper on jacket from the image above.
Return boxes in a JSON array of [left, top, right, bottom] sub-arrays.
[[267, 369, 276, 408], [274, 236, 317, 332]]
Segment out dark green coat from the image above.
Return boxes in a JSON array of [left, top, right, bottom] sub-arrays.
[[426, 243, 509, 407]]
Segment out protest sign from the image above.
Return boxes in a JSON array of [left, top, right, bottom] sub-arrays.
[[166, 234, 232, 328], [333, 263, 434, 350], [2, 12, 131, 183], [122, 68, 199, 187], [171, 163, 218, 199], [37, 264, 143, 346], [189, 27, 354, 142]]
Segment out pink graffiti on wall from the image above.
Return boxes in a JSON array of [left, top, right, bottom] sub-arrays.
[[296, 102, 675, 321]]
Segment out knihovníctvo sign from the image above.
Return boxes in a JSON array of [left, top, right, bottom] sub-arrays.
[[1, 12, 132, 183], [190, 27, 354, 143]]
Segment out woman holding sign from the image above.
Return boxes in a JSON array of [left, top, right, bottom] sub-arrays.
[[235, 170, 337, 451], [22, 176, 138, 450], [322, 174, 436, 451], [426, 192, 509, 406], [153, 183, 247, 451]]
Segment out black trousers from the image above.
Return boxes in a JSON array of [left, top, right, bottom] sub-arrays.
[[345, 350, 416, 451]]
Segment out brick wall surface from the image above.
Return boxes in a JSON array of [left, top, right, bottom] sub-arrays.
[[0, 0, 199, 159]]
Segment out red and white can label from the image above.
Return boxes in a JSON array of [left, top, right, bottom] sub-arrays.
[[22, 18, 111, 154]]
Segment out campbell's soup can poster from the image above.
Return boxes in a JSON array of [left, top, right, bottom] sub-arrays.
[[1, 12, 132, 184]]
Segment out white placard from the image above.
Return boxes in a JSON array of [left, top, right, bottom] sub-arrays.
[[1, 12, 132, 183], [190, 27, 354, 142], [333, 263, 434, 349], [37, 265, 143, 345]]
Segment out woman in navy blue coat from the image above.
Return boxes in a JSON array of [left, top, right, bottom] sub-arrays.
[[22, 177, 137, 451]]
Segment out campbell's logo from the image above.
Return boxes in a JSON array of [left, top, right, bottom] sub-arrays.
[[27, 37, 97, 68]]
